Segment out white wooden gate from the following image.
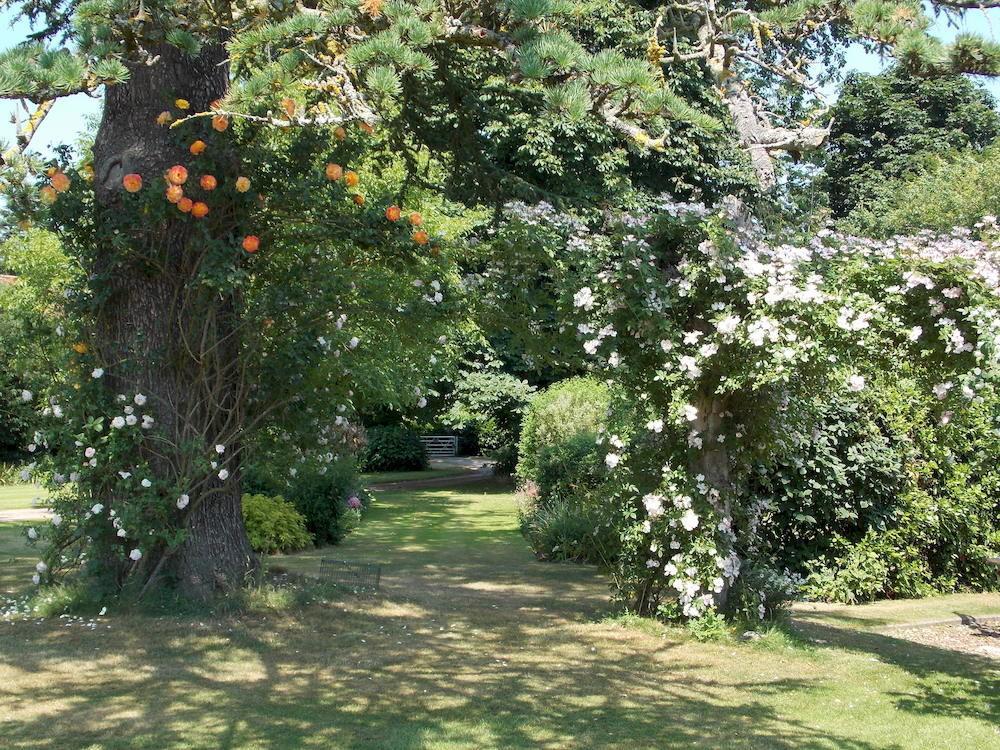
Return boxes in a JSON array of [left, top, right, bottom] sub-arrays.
[[420, 435, 458, 458]]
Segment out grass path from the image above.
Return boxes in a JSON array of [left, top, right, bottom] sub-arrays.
[[0, 482, 998, 749]]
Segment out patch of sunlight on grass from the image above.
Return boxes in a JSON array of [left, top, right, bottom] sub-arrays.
[[0, 484, 46, 510]]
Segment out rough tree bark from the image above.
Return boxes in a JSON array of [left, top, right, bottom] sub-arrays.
[[91, 43, 257, 597], [691, 393, 733, 609], [701, 31, 829, 191]]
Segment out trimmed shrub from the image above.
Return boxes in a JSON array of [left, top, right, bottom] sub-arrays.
[[517, 376, 611, 487], [242, 494, 313, 554], [358, 425, 428, 472]]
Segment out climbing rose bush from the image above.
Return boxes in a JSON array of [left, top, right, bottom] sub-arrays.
[[8, 117, 460, 593], [494, 199, 1000, 621]]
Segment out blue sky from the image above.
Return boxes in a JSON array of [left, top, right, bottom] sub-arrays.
[[1, 4, 998, 158]]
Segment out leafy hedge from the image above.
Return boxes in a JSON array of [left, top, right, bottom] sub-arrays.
[[747, 376, 1000, 603], [358, 425, 428, 472], [517, 376, 611, 489], [515, 377, 618, 564], [241, 493, 313, 554]]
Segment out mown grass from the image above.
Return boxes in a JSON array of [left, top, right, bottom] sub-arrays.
[[1, 482, 998, 749], [0, 484, 44, 511]]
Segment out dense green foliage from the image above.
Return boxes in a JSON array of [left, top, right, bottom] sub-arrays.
[[826, 69, 1000, 218], [850, 142, 1000, 236], [358, 425, 428, 472], [245, 461, 367, 546], [516, 377, 611, 488], [0, 229, 75, 460], [440, 367, 535, 474], [241, 493, 313, 554], [747, 375, 1000, 603]]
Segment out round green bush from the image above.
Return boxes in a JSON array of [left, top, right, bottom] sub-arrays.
[[359, 425, 428, 472], [517, 376, 611, 487], [241, 493, 313, 554]]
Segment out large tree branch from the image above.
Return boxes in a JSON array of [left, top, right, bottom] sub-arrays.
[[1, 99, 54, 166]]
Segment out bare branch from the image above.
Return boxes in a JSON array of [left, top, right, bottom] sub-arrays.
[[1, 99, 54, 166]]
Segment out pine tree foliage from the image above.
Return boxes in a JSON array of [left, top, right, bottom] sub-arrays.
[[2, 1, 1000, 182]]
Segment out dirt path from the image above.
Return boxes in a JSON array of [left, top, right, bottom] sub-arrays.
[[367, 464, 496, 492], [0, 508, 49, 523]]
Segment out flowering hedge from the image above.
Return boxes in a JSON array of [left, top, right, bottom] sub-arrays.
[[488, 198, 1000, 621]]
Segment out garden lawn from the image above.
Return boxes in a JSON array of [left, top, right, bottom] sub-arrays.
[[1, 481, 998, 749], [0, 485, 44, 511]]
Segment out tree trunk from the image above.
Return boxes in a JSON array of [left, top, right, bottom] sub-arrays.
[[91, 43, 257, 597], [691, 394, 734, 609]]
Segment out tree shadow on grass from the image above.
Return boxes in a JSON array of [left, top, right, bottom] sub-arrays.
[[1, 602, 896, 750], [3, 479, 995, 749], [791, 619, 999, 723]]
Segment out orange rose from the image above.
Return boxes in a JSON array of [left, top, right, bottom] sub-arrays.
[[39, 186, 57, 204], [242, 235, 260, 253], [165, 185, 184, 203], [122, 174, 143, 193], [235, 176, 251, 193], [325, 163, 343, 181], [412, 230, 430, 245], [281, 98, 296, 119], [385, 205, 401, 222], [334, 126, 347, 141], [344, 170, 359, 187], [353, 194, 366, 206], [50, 172, 71, 192], [156, 111, 172, 126], [191, 201, 209, 218], [212, 115, 229, 132], [166, 165, 188, 185], [200, 175, 218, 191], [408, 211, 423, 226], [178, 197, 193, 213], [189, 140, 206, 155]]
